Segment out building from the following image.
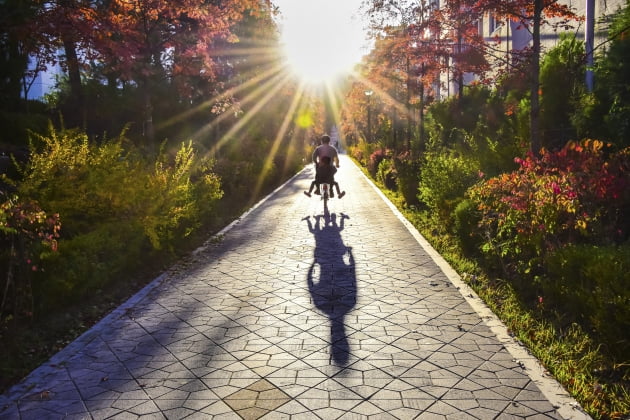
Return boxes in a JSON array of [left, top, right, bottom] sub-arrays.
[[437, 0, 626, 98]]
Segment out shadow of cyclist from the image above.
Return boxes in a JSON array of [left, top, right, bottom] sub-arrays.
[[303, 212, 356, 365]]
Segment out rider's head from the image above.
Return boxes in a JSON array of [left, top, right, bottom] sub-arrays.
[[321, 135, 331, 144]]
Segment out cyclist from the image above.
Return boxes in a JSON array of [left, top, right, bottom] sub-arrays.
[[304, 156, 344, 197], [304, 135, 345, 198]]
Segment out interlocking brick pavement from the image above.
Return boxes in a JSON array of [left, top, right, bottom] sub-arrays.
[[0, 155, 591, 419]]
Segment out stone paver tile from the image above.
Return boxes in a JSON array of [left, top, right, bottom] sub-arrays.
[[351, 400, 385, 416]]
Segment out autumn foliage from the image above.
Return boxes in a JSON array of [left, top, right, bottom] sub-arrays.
[[467, 140, 630, 277]]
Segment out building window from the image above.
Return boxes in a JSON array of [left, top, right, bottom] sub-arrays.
[[488, 13, 498, 34]]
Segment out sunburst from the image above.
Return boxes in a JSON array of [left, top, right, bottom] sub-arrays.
[[157, 2, 372, 206]]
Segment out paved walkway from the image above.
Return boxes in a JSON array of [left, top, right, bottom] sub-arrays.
[[0, 155, 590, 420]]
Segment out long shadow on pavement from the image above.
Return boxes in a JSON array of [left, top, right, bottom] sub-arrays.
[[303, 212, 356, 366]]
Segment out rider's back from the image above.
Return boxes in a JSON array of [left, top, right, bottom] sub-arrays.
[[314, 144, 338, 163]]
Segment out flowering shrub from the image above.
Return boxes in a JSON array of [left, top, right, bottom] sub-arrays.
[[467, 140, 630, 277], [367, 148, 390, 177], [350, 147, 364, 166], [544, 243, 630, 359], [0, 195, 60, 254], [0, 194, 61, 317], [12, 126, 223, 311]]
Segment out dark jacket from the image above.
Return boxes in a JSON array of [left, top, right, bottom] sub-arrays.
[[315, 164, 336, 184]]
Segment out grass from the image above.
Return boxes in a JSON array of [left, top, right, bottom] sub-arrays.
[[379, 185, 630, 420]]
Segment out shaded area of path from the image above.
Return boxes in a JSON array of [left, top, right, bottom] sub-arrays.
[[0, 155, 590, 419], [304, 213, 355, 366]]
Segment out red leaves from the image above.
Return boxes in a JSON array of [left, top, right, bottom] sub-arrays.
[[470, 141, 630, 265], [30, 0, 262, 93], [1, 194, 61, 275]]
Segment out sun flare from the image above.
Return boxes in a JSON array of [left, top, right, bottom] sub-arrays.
[[276, 1, 367, 85]]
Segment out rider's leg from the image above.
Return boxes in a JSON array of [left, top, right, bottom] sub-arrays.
[[334, 181, 345, 198], [314, 166, 322, 195], [304, 181, 315, 197]]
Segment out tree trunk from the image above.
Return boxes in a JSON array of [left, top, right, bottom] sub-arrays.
[[142, 76, 155, 153], [457, 34, 464, 101], [530, 0, 543, 155], [419, 75, 425, 155], [62, 37, 86, 129], [392, 107, 397, 147], [6, 37, 27, 111], [406, 55, 412, 151]]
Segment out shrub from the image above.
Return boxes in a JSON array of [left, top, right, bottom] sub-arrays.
[[376, 158, 397, 190], [572, 1, 630, 148], [34, 221, 146, 310], [467, 140, 630, 280], [0, 109, 50, 147], [0, 194, 61, 318], [452, 199, 481, 256], [350, 147, 364, 165], [213, 135, 282, 206], [11, 126, 223, 313], [418, 150, 480, 221], [367, 148, 388, 177], [393, 152, 421, 206], [539, 33, 584, 150], [424, 86, 525, 175]]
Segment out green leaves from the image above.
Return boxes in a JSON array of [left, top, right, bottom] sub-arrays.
[[7, 126, 224, 311]]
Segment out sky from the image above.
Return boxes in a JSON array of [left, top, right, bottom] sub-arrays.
[[273, 0, 371, 83]]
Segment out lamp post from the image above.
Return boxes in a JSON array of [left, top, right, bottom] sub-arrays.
[[364, 90, 373, 142]]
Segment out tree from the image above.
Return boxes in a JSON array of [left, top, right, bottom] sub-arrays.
[[364, 27, 415, 150], [0, 0, 41, 111], [90, 0, 264, 149], [361, 0, 489, 152], [540, 33, 584, 150], [472, 0, 579, 154], [27, 0, 265, 149], [32, 0, 99, 128], [361, 0, 580, 155], [586, 1, 630, 148]]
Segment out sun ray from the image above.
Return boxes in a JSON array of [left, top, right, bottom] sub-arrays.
[[249, 82, 309, 206], [157, 58, 284, 133], [188, 66, 287, 145], [150, 4, 371, 208], [342, 70, 417, 142], [208, 69, 294, 156]]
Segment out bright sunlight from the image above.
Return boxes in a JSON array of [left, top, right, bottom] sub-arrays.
[[275, 0, 368, 85]]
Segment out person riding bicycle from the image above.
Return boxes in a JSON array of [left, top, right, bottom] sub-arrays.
[[304, 135, 345, 198], [304, 156, 344, 197]]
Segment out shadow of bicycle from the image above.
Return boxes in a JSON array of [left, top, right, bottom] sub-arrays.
[[303, 212, 356, 365]]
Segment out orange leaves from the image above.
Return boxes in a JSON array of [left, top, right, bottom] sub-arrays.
[[63, 0, 264, 87]]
